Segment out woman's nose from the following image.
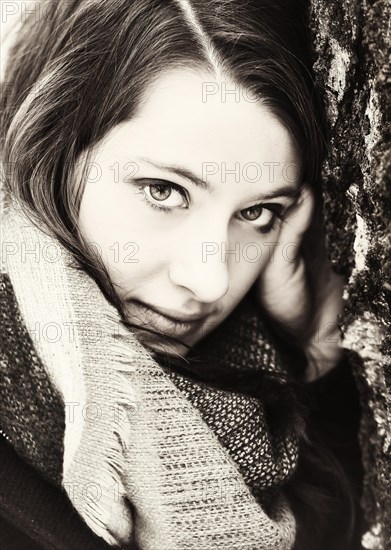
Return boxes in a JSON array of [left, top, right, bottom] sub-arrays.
[[168, 238, 230, 303]]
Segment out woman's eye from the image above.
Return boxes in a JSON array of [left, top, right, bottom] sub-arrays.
[[239, 203, 285, 233], [136, 180, 188, 211]]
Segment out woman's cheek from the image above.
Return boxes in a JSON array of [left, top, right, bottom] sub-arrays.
[[104, 226, 167, 289]]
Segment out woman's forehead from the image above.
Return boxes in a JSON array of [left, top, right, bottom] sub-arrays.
[[92, 68, 299, 191], [132, 67, 294, 152]]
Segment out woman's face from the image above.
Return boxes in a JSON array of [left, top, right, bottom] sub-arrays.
[[78, 68, 301, 356]]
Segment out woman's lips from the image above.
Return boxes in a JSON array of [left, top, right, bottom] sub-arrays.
[[125, 299, 208, 338]]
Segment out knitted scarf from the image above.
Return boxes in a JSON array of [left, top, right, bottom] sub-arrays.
[[0, 202, 304, 549]]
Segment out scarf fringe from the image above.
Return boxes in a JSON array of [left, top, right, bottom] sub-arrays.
[[63, 327, 144, 547]]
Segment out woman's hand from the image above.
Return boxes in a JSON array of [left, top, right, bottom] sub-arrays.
[[255, 184, 346, 381]]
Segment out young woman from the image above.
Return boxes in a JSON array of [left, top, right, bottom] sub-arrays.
[[0, 0, 365, 549]]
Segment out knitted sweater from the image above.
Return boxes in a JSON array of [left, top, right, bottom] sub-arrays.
[[0, 354, 366, 550]]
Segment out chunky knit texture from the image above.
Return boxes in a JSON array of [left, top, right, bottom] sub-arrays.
[[159, 308, 302, 513], [0, 203, 301, 549]]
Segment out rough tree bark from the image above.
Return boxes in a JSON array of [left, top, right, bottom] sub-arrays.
[[309, 1, 390, 548]]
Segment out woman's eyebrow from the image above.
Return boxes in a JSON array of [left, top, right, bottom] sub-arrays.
[[137, 155, 212, 192], [136, 155, 299, 200]]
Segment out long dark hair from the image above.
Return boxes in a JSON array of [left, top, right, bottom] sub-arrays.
[[0, 0, 357, 546]]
